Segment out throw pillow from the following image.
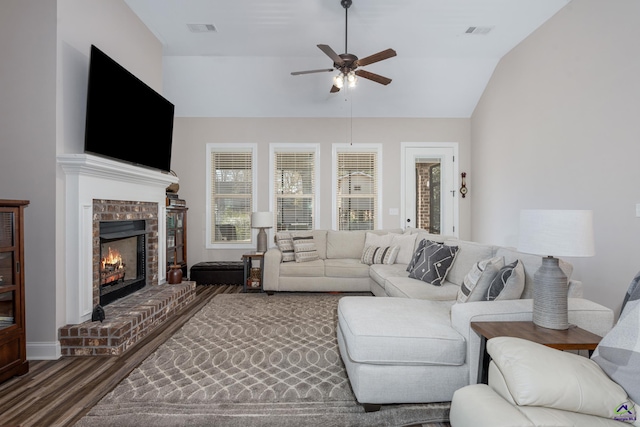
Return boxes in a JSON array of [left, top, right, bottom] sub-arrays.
[[390, 233, 418, 265], [457, 256, 505, 303], [591, 271, 640, 405], [361, 245, 400, 265], [292, 235, 319, 263], [364, 232, 394, 249], [486, 260, 525, 301], [275, 232, 295, 262], [407, 240, 459, 286], [407, 238, 427, 272]]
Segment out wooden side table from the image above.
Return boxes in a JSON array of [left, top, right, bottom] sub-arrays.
[[471, 321, 603, 384], [241, 252, 264, 293]]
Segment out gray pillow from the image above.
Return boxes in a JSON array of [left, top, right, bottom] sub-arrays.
[[591, 272, 640, 405], [406, 238, 427, 272], [486, 260, 525, 301], [457, 256, 505, 303], [408, 240, 459, 286]]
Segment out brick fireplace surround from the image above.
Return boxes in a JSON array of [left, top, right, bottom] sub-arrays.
[[57, 154, 193, 357], [58, 199, 195, 356]]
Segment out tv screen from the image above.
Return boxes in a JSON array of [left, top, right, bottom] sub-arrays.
[[84, 45, 175, 173]]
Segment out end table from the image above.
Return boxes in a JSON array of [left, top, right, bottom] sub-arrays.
[[471, 321, 603, 384], [242, 252, 264, 292]]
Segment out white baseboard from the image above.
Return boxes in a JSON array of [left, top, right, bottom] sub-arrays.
[[27, 341, 62, 360]]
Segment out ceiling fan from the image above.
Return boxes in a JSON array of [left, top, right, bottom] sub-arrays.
[[291, 0, 397, 93]]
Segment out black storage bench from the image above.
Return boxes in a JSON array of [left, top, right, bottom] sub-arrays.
[[190, 261, 244, 285]]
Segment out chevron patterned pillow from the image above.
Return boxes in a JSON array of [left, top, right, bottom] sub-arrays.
[[408, 240, 459, 286]]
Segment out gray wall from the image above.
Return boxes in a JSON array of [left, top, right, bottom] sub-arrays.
[[471, 0, 640, 316]]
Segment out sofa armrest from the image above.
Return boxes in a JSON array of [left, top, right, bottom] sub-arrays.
[[486, 337, 633, 421], [450, 298, 614, 385], [263, 248, 282, 291], [450, 384, 535, 427]]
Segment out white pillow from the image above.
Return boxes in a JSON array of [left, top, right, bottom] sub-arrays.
[[292, 235, 319, 263], [364, 232, 393, 248], [361, 245, 400, 265], [486, 260, 525, 301], [390, 233, 418, 265], [275, 232, 295, 262]]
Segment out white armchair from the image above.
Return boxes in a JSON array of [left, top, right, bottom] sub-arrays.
[[450, 273, 640, 427]]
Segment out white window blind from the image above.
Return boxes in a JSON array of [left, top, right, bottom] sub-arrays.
[[274, 151, 315, 231], [209, 149, 253, 244], [336, 151, 378, 231]]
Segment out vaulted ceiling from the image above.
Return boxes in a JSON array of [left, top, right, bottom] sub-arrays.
[[125, 0, 570, 117]]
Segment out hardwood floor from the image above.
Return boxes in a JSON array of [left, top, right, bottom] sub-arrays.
[[0, 285, 237, 427], [0, 285, 451, 427]]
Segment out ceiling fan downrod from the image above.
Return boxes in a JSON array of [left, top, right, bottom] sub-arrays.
[[341, 0, 352, 54]]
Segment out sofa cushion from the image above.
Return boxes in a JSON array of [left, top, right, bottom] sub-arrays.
[[326, 230, 366, 259], [324, 259, 370, 278], [385, 276, 460, 300], [487, 260, 525, 301], [390, 232, 418, 264], [408, 240, 459, 286], [444, 239, 497, 287], [292, 235, 320, 262], [275, 232, 295, 262], [364, 231, 394, 248], [457, 256, 505, 303], [361, 245, 399, 265], [338, 297, 465, 366], [279, 259, 325, 277], [369, 263, 409, 291]]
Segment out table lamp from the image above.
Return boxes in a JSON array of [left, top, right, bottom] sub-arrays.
[[251, 212, 273, 253], [518, 210, 595, 330]]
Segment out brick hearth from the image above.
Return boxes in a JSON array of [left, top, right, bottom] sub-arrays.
[[59, 282, 196, 356]]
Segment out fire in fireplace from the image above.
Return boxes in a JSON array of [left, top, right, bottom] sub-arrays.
[[99, 220, 147, 306]]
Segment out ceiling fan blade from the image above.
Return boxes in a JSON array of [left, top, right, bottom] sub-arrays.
[[317, 44, 345, 66], [291, 68, 335, 76], [330, 84, 341, 93], [354, 69, 392, 85], [356, 48, 397, 67]]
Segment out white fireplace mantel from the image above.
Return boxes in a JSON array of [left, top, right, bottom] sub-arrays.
[[58, 154, 178, 324]]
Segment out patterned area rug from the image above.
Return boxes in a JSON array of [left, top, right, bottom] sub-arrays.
[[75, 293, 450, 427]]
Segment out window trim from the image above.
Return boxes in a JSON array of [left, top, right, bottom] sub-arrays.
[[269, 143, 320, 234], [331, 143, 383, 230], [205, 143, 257, 249]]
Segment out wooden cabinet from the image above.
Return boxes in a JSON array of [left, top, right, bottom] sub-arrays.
[[0, 199, 29, 384], [166, 205, 188, 279]]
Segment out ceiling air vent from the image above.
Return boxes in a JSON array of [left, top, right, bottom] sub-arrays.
[[187, 23, 218, 33], [465, 26, 493, 35]]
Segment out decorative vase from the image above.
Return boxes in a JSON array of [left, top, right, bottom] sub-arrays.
[[168, 265, 183, 284]]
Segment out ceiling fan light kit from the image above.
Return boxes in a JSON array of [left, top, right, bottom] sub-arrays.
[[291, 0, 396, 93]]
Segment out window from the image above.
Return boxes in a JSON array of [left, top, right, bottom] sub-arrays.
[[332, 144, 381, 231], [270, 144, 319, 232], [206, 144, 256, 248]]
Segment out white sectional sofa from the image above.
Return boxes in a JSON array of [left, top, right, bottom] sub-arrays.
[[263, 229, 615, 408]]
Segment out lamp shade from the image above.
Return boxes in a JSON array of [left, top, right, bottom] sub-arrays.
[[518, 210, 595, 257], [251, 212, 273, 229]]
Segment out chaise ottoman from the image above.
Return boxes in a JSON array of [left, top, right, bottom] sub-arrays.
[[336, 296, 469, 408]]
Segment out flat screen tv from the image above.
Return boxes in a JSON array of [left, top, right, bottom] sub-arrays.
[[84, 45, 175, 173]]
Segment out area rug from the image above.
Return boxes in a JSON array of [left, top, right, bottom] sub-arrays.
[[74, 293, 450, 427]]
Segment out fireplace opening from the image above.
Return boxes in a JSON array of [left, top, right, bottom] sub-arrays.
[[99, 220, 147, 306]]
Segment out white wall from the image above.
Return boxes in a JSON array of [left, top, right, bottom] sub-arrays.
[[471, 0, 640, 316], [171, 117, 471, 266]]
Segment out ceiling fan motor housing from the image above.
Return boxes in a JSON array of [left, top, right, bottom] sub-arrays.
[[341, 0, 352, 9]]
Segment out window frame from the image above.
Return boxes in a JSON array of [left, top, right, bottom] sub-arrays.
[[205, 143, 257, 249], [331, 143, 383, 231], [269, 143, 320, 233]]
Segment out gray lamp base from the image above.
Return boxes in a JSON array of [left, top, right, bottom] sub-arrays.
[[256, 228, 267, 253], [533, 256, 569, 330]]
